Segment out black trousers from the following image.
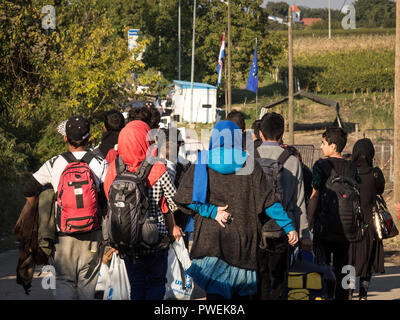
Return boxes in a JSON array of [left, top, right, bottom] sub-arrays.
[[314, 239, 350, 300], [256, 237, 290, 300]]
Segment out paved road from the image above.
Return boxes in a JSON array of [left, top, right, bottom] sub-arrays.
[[0, 249, 399, 300]]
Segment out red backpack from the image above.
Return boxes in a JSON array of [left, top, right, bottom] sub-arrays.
[[56, 152, 100, 234]]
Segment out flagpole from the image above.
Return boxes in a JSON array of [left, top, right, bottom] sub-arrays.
[[288, 4, 294, 144], [227, 0, 232, 114], [255, 38, 258, 120], [178, 0, 181, 80], [190, 0, 196, 124]]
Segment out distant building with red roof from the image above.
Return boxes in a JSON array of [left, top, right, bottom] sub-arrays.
[[292, 4, 300, 13], [292, 4, 301, 23], [302, 18, 323, 26]]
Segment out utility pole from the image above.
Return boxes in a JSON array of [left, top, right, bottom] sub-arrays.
[[255, 37, 258, 120], [227, 0, 232, 115], [178, 0, 181, 80], [288, 5, 294, 144], [190, 0, 196, 124], [328, 0, 332, 39], [394, 0, 400, 203]]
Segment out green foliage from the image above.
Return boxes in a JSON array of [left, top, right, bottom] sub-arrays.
[[0, 128, 29, 183], [354, 0, 396, 28], [45, 0, 145, 119], [0, 0, 147, 236], [97, 0, 286, 90], [264, 1, 289, 18], [278, 50, 394, 94]]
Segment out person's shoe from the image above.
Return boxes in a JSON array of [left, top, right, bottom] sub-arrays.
[[359, 296, 367, 300]]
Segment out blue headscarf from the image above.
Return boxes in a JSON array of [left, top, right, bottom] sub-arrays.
[[192, 121, 248, 204]]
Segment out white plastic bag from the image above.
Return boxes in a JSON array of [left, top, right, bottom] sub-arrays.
[[95, 263, 110, 293], [164, 237, 194, 300], [103, 253, 131, 300]]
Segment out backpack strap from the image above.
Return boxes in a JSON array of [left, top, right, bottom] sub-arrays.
[[91, 147, 104, 160], [136, 158, 154, 181], [61, 152, 79, 163], [277, 149, 292, 166], [115, 156, 126, 175], [61, 151, 95, 165], [81, 151, 95, 165]]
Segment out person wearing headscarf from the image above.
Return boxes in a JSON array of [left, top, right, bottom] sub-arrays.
[[173, 121, 298, 300], [103, 120, 182, 300], [348, 138, 385, 300]]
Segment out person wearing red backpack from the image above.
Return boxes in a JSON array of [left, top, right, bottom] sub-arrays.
[[23, 115, 108, 300]]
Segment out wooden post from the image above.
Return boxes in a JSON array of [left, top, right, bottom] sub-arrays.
[[224, 60, 227, 111], [381, 144, 385, 169], [391, 144, 394, 182], [328, 0, 331, 39], [178, 0, 181, 80], [189, 0, 196, 124], [395, 0, 400, 202], [255, 37, 258, 120], [227, 0, 232, 115], [288, 5, 294, 144]]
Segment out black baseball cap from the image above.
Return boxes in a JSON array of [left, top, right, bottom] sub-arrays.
[[66, 115, 90, 142]]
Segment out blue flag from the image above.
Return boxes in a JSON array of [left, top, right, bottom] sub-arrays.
[[246, 43, 258, 93]]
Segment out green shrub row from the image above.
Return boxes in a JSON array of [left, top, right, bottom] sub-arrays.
[[278, 50, 394, 94]]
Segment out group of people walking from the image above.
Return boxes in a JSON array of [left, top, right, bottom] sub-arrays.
[[21, 105, 386, 301]]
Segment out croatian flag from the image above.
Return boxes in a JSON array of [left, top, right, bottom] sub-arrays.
[[216, 33, 225, 87]]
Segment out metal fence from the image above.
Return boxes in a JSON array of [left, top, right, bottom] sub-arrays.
[[293, 144, 315, 169]]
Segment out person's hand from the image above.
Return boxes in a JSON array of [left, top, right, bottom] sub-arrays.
[[301, 238, 313, 251], [102, 248, 118, 264], [172, 225, 185, 241], [287, 230, 299, 246], [215, 205, 231, 228]]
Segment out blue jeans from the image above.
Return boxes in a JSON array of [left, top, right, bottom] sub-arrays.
[[124, 250, 168, 300]]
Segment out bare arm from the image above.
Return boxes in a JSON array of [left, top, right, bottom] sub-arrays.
[[165, 211, 184, 240]]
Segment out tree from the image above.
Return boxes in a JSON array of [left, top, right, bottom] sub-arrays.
[[97, 0, 286, 91], [354, 0, 396, 28], [265, 1, 290, 18], [0, 0, 146, 165]]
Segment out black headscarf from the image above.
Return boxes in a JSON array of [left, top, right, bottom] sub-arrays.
[[352, 138, 375, 167]]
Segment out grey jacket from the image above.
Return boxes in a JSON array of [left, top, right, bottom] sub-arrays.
[[257, 144, 311, 239]]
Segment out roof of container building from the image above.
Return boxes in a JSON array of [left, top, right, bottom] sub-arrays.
[[170, 80, 217, 90]]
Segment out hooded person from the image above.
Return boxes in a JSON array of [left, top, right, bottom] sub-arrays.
[[173, 120, 298, 300], [348, 138, 385, 300], [103, 120, 182, 300]]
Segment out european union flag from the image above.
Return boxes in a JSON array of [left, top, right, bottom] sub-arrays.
[[246, 43, 258, 93]]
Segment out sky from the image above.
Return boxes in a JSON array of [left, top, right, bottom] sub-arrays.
[[262, 0, 356, 10]]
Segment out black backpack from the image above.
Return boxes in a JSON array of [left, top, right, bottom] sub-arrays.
[[256, 150, 292, 239], [104, 156, 160, 257], [315, 160, 365, 243]]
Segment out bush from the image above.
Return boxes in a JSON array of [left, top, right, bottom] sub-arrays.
[[278, 50, 394, 94], [0, 128, 29, 236]]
